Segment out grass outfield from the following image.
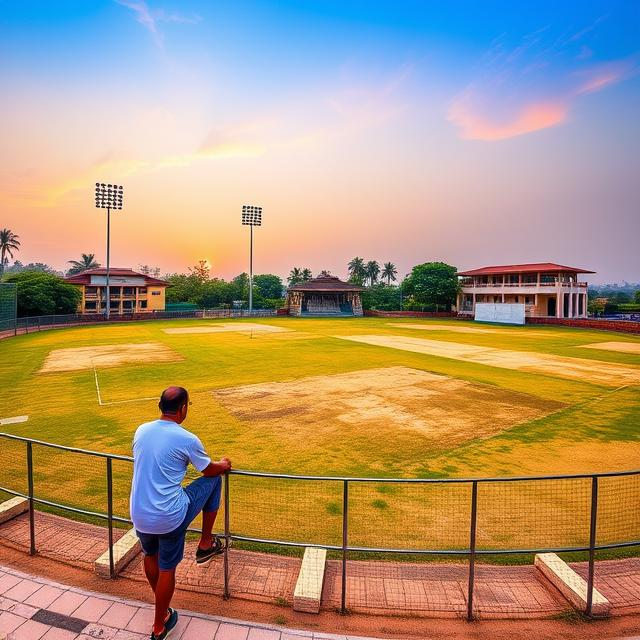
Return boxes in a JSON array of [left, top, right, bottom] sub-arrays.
[[0, 316, 639, 555]]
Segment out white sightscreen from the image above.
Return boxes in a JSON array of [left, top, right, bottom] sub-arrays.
[[474, 303, 525, 325]]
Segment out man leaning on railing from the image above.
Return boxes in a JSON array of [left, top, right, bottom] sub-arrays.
[[130, 386, 231, 640]]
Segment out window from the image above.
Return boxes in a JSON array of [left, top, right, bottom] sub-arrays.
[[515, 296, 519, 303], [525, 296, 531, 304], [151, 291, 161, 296], [85, 301, 97, 310], [139, 287, 147, 294], [140, 300, 148, 309], [85, 286, 98, 296], [123, 287, 135, 296]]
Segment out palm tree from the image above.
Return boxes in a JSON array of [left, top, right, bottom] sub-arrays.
[[301, 268, 312, 281], [0, 229, 21, 278], [347, 257, 366, 284], [365, 260, 380, 286], [381, 262, 397, 285], [67, 253, 100, 275], [288, 267, 303, 286]]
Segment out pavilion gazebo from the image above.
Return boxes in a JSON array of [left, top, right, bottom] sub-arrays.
[[286, 272, 364, 316]]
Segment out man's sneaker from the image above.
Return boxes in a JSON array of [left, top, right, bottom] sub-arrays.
[[195, 537, 224, 564], [150, 607, 178, 640]]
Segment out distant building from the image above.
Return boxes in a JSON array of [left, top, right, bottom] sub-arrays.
[[456, 263, 594, 319], [287, 272, 364, 316], [64, 267, 168, 314]]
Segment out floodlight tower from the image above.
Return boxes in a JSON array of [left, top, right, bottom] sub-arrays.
[[241, 204, 262, 313], [95, 183, 124, 319]]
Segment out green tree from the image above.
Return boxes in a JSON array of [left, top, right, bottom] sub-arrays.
[[347, 257, 366, 284], [301, 268, 313, 282], [67, 253, 100, 275], [0, 229, 21, 278], [253, 274, 284, 299], [381, 262, 397, 284], [288, 267, 303, 286], [402, 262, 459, 310], [635, 290, 640, 304], [188, 260, 210, 282], [361, 283, 401, 311], [365, 260, 380, 286], [5, 271, 81, 316]]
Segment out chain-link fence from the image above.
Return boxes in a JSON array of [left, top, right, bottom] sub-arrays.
[[0, 432, 638, 620], [0, 283, 17, 335], [0, 308, 279, 338]]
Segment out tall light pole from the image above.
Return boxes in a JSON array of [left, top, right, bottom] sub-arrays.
[[95, 183, 124, 319], [241, 204, 262, 313]]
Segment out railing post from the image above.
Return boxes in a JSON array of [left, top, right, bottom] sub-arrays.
[[223, 472, 230, 600], [107, 457, 115, 579], [586, 476, 598, 617], [341, 479, 349, 615], [467, 480, 478, 622], [26, 441, 36, 555]]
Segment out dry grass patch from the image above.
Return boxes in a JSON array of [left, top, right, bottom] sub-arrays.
[[336, 335, 640, 387], [39, 343, 181, 373], [162, 322, 291, 335], [213, 366, 563, 449], [579, 341, 640, 355], [387, 322, 500, 334]]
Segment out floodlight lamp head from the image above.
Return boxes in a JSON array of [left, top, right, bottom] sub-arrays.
[[95, 182, 124, 210], [241, 204, 263, 226]]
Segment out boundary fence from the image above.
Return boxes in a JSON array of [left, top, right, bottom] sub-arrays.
[[1, 433, 639, 620], [0, 309, 278, 337]]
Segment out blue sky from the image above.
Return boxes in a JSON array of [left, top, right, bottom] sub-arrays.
[[1, 1, 639, 281]]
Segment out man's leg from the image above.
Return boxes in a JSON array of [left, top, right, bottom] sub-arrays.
[[153, 569, 176, 637], [183, 476, 222, 550], [143, 553, 159, 592], [199, 509, 218, 550]]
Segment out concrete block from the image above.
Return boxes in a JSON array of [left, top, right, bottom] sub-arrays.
[[0, 496, 28, 525], [535, 553, 610, 617], [293, 547, 327, 614], [94, 528, 141, 578]]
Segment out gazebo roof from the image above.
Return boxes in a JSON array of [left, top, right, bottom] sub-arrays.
[[288, 273, 364, 292]]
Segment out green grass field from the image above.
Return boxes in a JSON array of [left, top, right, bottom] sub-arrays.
[[1, 317, 639, 555]]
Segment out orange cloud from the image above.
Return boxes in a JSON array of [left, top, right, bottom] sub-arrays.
[[448, 99, 569, 141]]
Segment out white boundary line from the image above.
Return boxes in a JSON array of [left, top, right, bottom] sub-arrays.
[[92, 362, 156, 407], [0, 415, 29, 426]]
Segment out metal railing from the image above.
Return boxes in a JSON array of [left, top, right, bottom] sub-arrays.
[[0, 308, 279, 336], [0, 432, 639, 620]]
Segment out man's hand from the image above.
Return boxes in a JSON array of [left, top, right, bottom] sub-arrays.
[[202, 457, 232, 477]]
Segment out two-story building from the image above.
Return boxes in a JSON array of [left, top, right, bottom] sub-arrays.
[[456, 263, 594, 319], [64, 267, 168, 314]]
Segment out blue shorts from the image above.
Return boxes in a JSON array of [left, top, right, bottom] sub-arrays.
[[136, 475, 222, 571]]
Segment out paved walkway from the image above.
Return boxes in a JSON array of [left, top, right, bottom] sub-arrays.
[[2, 512, 640, 619], [0, 565, 373, 640]]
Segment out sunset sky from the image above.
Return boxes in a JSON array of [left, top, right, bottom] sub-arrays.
[[1, 0, 639, 282]]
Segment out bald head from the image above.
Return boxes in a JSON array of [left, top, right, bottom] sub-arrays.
[[159, 386, 189, 415]]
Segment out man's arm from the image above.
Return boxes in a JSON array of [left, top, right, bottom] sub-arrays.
[[202, 457, 232, 477]]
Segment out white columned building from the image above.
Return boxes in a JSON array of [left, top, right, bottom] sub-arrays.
[[456, 263, 593, 320]]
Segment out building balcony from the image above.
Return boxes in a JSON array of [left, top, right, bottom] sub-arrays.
[[460, 281, 587, 293]]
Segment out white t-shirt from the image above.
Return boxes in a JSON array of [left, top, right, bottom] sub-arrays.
[[130, 419, 211, 534]]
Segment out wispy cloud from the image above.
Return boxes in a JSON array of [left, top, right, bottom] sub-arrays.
[[448, 21, 637, 141], [115, 0, 201, 49]]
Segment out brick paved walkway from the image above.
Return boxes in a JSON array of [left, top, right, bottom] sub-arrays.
[[1, 511, 640, 620], [0, 564, 371, 640]]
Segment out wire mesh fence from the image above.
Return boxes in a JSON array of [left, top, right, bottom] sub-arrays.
[[0, 432, 639, 619], [3, 308, 279, 337], [0, 283, 17, 334]]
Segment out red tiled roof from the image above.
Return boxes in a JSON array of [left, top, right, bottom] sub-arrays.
[[288, 273, 364, 292], [457, 263, 595, 277], [64, 268, 168, 286]]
